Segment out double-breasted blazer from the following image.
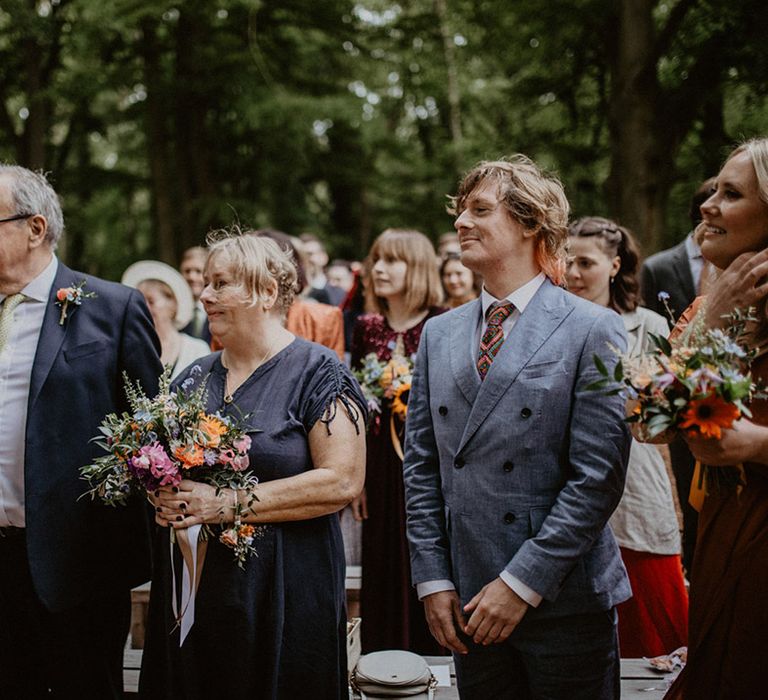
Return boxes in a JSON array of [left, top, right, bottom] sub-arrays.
[[403, 279, 632, 619], [24, 261, 162, 612]]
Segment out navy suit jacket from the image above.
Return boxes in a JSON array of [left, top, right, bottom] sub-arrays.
[[640, 239, 696, 322], [403, 280, 632, 619], [23, 261, 162, 612]]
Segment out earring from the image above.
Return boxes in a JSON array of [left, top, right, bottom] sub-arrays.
[[610, 276, 616, 285]]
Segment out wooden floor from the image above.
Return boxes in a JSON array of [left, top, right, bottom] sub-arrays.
[[124, 650, 671, 697]]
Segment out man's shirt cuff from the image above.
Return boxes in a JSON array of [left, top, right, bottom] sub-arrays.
[[499, 571, 543, 607], [416, 579, 455, 601]]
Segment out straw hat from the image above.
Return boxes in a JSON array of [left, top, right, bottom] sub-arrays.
[[121, 260, 195, 330]]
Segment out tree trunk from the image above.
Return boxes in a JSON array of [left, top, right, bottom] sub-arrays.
[[174, 1, 218, 254], [606, 0, 671, 253], [139, 17, 177, 264], [434, 0, 463, 167], [21, 21, 47, 168]]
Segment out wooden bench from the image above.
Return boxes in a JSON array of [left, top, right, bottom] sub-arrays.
[[124, 651, 672, 697]]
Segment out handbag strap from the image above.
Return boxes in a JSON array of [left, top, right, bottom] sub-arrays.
[[352, 670, 438, 699], [358, 686, 435, 700]]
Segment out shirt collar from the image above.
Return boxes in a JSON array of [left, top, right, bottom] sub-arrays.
[[480, 272, 546, 319], [684, 232, 702, 260], [0, 255, 58, 305]]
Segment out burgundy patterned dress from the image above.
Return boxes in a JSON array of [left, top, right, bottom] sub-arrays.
[[352, 308, 445, 654]]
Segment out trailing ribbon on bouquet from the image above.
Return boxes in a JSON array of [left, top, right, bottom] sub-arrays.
[[688, 459, 746, 513], [170, 524, 208, 645]]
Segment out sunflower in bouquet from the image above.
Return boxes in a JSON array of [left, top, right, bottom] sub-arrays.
[[353, 339, 415, 458]]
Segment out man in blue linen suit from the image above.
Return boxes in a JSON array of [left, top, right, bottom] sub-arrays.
[[0, 165, 162, 698], [403, 156, 632, 698]]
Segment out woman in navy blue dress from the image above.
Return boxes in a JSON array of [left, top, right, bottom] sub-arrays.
[[141, 233, 367, 700]]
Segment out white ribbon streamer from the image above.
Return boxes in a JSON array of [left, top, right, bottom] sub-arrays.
[[170, 523, 203, 646]]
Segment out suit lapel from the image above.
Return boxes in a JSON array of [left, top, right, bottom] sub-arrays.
[[457, 280, 572, 453], [29, 263, 76, 409], [671, 242, 696, 301], [449, 299, 482, 406]]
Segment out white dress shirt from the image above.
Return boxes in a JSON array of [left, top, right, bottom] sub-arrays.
[[0, 255, 57, 527], [416, 273, 547, 607]]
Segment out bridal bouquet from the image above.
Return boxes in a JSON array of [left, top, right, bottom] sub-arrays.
[[354, 349, 414, 421], [589, 301, 766, 493], [354, 344, 415, 460], [80, 364, 261, 563]]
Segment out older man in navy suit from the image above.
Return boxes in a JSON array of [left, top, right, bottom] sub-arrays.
[[403, 156, 631, 699], [0, 165, 162, 698]]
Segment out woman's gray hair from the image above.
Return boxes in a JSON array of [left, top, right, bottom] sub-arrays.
[[0, 164, 65, 247]]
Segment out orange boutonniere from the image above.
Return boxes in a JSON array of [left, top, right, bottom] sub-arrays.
[[55, 280, 96, 325]]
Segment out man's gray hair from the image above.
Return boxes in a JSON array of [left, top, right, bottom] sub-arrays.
[[0, 164, 64, 247]]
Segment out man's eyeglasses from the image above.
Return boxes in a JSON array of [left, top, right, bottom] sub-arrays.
[[0, 213, 32, 225]]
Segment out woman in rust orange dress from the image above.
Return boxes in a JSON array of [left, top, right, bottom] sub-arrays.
[[351, 229, 445, 654], [664, 138, 768, 699]]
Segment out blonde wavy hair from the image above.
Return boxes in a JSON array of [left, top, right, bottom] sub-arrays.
[[205, 227, 297, 315], [449, 155, 570, 285]]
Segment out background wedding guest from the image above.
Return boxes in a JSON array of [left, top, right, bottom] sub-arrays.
[[122, 260, 210, 379], [440, 251, 480, 308], [665, 138, 768, 699], [254, 228, 345, 360], [641, 178, 716, 574], [0, 164, 162, 698], [351, 228, 445, 654], [567, 216, 688, 657], [436, 231, 461, 259], [141, 233, 366, 699], [179, 245, 211, 344], [326, 258, 355, 305], [299, 232, 334, 302]]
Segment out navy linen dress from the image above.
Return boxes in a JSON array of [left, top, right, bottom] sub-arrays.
[[139, 339, 365, 700]]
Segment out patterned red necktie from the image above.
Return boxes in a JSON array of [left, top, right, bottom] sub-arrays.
[[477, 301, 514, 380]]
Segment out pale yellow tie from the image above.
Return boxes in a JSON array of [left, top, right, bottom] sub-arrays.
[[0, 293, 26, 354]]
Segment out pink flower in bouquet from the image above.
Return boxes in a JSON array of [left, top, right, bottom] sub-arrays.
[[220, 528, 238, 547], [233, 435, 251, 453], [231, 454, 250, 472], [217, 448, 235, 465], [132, 443, 180, 487]]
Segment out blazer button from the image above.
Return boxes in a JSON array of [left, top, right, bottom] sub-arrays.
[[438, 406, 448, 416], [520, 407, 532, 419], [454, 457, 465, 469], [504, 512, 516, 524], [503, 461, 514, 472]]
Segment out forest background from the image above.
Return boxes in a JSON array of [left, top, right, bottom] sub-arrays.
[[1, 0, 767, 279]]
